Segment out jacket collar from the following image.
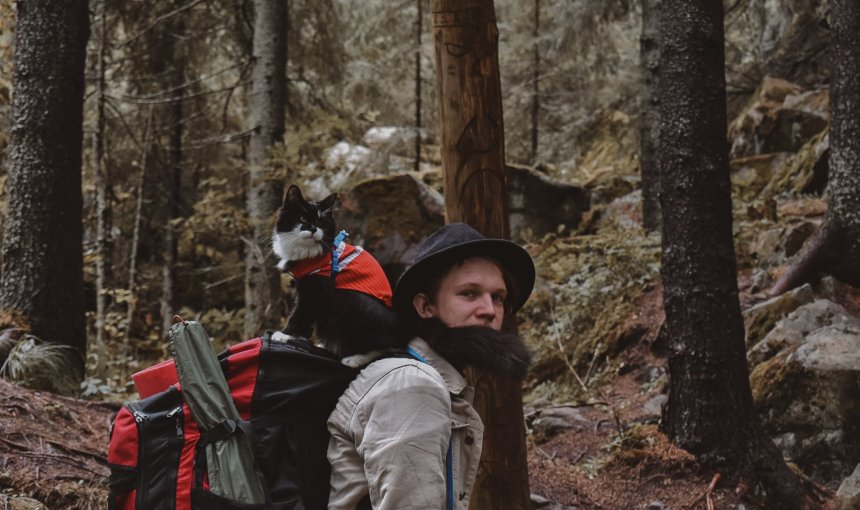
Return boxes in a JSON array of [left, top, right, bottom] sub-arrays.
[[408, 337, 468, 395]]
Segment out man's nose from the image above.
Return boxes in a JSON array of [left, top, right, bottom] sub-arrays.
[[475, 294, 496, 318]]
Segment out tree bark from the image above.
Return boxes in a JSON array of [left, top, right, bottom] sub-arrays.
[[92, 0, 111, 374], [0, 0, 89, 380], [770, 0, 860, 296], [125, 109, 153, 342], [659, 1, 811, 506], [415, 0, 422, 172], [245, 0, 286, 337], [432, 1, 530, 508], [639, 0, 661, 232], [160, 56, 184, 337], [530, 0, 539, 164]]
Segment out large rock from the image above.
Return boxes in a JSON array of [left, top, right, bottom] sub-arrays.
[[749, 299, 860, 366], [762, 129, 830, 197], [507, 163, 589, 243], [728, 78, 828, 159], [724, 2, 829, 112], [837, 464, 860, 510], [743, 283, 814, 351], [750, 303, 860, 482], [334, 173, 444, 284]]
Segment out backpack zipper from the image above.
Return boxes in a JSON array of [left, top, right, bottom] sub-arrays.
[[167, 406, 184, 439]]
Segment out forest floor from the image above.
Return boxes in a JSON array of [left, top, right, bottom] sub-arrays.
[[0, 285, 843, 510]]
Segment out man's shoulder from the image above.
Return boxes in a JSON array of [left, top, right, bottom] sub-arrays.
[[348, 355, 445, 399]]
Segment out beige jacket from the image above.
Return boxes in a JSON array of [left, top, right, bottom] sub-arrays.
[[327, 337, 484, 509]]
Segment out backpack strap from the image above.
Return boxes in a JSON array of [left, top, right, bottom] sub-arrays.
[[406, 347, 455, 510]]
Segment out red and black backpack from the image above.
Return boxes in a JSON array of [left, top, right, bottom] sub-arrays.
[[107, 334, 358, 510]]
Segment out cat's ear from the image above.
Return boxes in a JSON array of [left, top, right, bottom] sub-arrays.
[[284, 185, 304, 206], [318, 193, 338, 214]]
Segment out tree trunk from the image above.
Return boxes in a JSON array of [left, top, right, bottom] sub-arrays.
[[770, 0, 860, 296], [639, 0, 661, 232], [161, 57, 184, 337], [245, 0, 286, 338], [125, 109, 153, 342], [0, 0, 89, 380], [414, 0, 422, 172], [530, 0, 539, 164], [432, 1, 530, 508], [92, 0, 111, 375], [659, 1, 811, 506]]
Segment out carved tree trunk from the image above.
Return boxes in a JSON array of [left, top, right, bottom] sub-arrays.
[[770, 0, 860, 295], [659, 1, 810, 506], [639, 0, 661, 232], [245, 0, 287, 337], [432, 1, 530, 508], [0, 0, 89, 379]]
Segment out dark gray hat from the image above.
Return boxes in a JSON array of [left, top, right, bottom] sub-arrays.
[[392, 223, 535, 316]]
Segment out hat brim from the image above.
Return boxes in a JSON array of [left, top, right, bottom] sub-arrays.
[[393, 238, 535, 319]]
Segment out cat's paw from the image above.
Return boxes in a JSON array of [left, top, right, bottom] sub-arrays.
[[276, 258, 289, 272], [341, 349, 391, 368], [270, 331, 295, 343]]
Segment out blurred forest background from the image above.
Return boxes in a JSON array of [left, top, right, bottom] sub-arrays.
[[1, 0, 859, 509]]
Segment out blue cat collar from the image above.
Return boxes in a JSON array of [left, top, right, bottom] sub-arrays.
[[331, 230, 349, 275]]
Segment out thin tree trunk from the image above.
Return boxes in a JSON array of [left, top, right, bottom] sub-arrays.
[[432, 1, 530, 508], [0, 0, 89, 381], [530, 0, 539, 163], [93, 0, 111, 376], [414, 0, 422, 172], [639, 0, 661, 232], [161, 59, 184, 336], [245, 0, 286, 337], [125, 109, 153, 342], [658, 1, 810, 506]]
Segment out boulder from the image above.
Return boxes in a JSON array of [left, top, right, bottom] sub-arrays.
[[742, 283, 814, 352], [730, 153, 791, 200], [837, 464, 860, 510], [728, 78, 828, 158], [529, 406, 592, 438], [747, 220, 821, 268], [334, 173, 444, 284], [748, 299, 860, 366], [595, 189, 642, 232], [750, 308, 860, 482], [762, 129, 829, 197], [506, 163, 590, 243], [724, 3, 830, 111]]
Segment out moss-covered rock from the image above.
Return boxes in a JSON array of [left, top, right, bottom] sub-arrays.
[[520, 230, 660, 400], [743, 283, 814, 351], [750, 321, 860, 482]]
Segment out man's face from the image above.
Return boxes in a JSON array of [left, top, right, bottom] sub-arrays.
[[414, 257, 506, 331]]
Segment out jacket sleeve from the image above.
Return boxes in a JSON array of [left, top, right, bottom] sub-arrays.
[[354, 364, 452, 510]]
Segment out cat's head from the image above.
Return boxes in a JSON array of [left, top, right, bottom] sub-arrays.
[[272, 185, 338, 271]]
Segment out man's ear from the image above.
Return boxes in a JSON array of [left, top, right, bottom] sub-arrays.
[[318, 193, 338, 213], [413, 293, 435, 319]]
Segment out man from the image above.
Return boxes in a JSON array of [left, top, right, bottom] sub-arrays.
[[327, 223, 535, 509]]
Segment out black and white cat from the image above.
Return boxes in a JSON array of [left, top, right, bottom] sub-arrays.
[[271, 185, 403, 361]]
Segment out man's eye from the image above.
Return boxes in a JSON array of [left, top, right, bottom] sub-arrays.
[[460, 290, 476, 298], [492, 294, 506, 303]]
